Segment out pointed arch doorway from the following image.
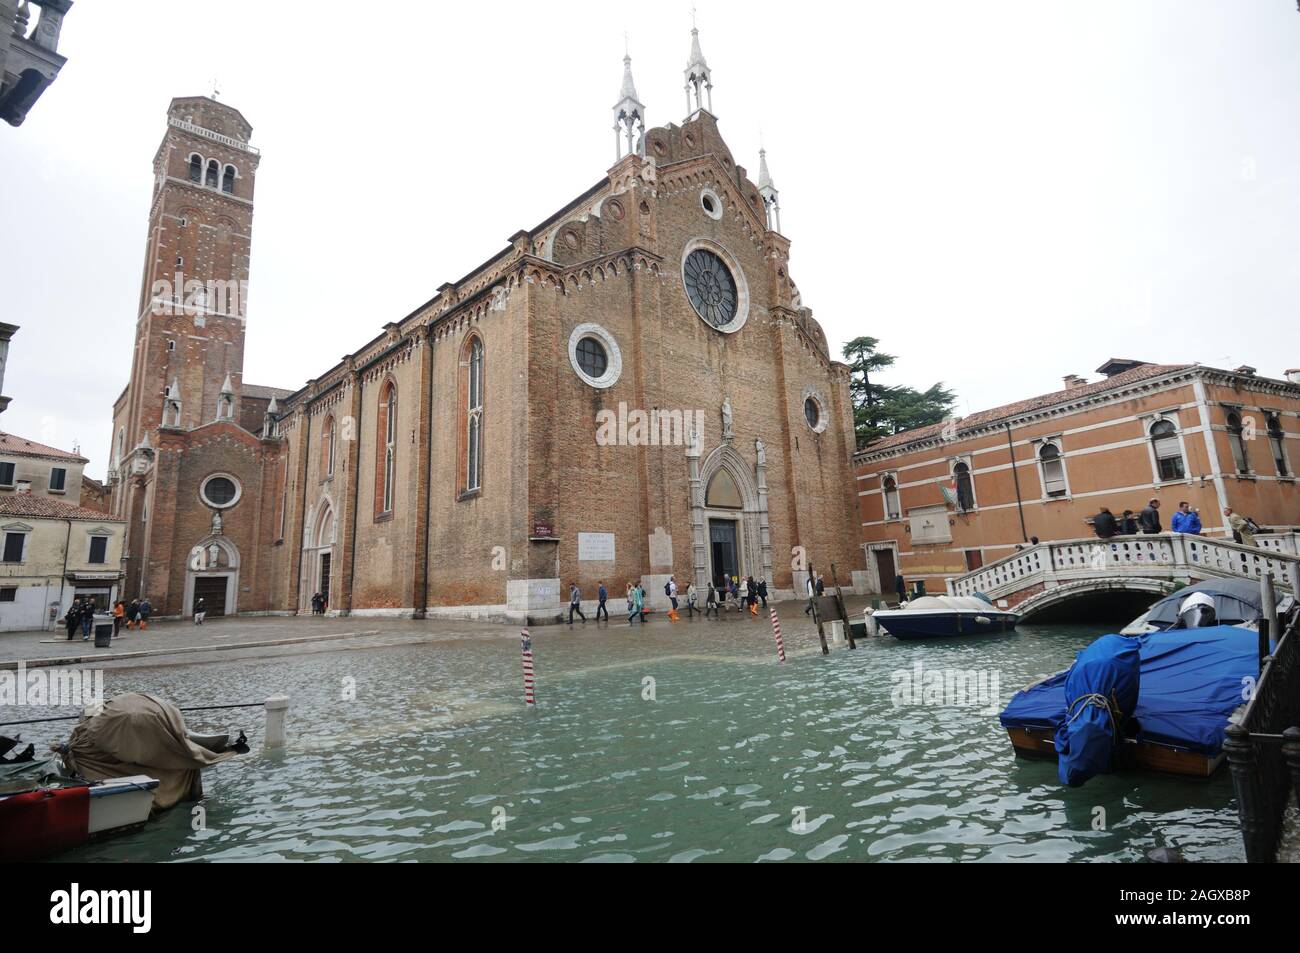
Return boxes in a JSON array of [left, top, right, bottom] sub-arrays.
[[689, 443, 773, 591]]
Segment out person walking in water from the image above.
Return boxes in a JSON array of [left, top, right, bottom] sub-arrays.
[[666, 575, 680, 622], [685, 581, 699, 617], [804, 574, 816, 615], [628, 582, 645, 625], [137, 597, 152, 630], [596, 581, 609, 622], [568, 583, 587, 625], [193, 597, 207, 626], [757, 578, 768, 610], [705, 581, 719, 618]]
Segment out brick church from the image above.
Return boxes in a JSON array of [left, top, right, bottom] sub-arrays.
[[105, 29, 862, 623]]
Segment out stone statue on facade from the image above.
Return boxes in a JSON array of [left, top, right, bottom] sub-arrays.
[[721, 396, 733, 441], [755, 438, 765, 466], [211, 510, 223, 535]]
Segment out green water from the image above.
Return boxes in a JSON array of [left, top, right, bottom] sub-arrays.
[[32, 617, 1244, 862]]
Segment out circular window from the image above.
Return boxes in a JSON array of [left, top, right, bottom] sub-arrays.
[[567, 323, 622, 389], [699, 188, 722, 220], [200, 474, 241, 509], [684, 250, 738, 328], [802, 389, 829, 433], [680, 239, 749, 334], [606, 199, 625, 221], [576, 336, 608, 378]]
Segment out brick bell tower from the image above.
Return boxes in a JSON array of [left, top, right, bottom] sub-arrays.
[[108, 96, 261, 599], [115, 96, 259, 457]]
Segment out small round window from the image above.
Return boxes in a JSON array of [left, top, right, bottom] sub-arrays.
[[700, 188, 723, 220], [567, 323, 622, 389], [802, 391, 828, 433], [200, 474, 240, 508], [576, 336, 608, 378], [804, 398, 820, 429]]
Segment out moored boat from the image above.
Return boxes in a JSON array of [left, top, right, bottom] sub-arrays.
[[1120, 577, 1280, 635], [871, 594, 1019, 639]]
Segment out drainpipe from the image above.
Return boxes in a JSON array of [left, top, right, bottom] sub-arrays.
[[55, 518, 72, 627], [1192, 375, 1231, 531], [1005, 422, 1029, 543]]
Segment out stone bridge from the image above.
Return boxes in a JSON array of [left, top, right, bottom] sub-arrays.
[[946, 533, 1300, 621]]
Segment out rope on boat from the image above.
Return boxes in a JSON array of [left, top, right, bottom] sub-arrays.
[[0, 701, 265, 728], [1064, 691, 1123, 744]]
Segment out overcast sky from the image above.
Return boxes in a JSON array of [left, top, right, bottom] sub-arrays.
[[3, 1, 1299, 477]]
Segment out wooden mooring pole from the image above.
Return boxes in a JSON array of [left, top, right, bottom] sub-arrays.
[[807, 560, 829, 655], [1260, 572, 1279, 654], [830, 562, 856, 650]]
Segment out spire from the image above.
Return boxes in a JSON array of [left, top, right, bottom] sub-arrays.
[[758, 147, 781, 233], [216, 373, 235, 421], [163, 377, 182, 427], [612, 47, 647, 162], [219, 373, 234, 395], [684, 16, 713, 116]]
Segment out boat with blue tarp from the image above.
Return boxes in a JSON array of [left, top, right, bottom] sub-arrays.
[[999, 624, 1257, 781]]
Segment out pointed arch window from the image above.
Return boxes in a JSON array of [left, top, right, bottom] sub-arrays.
[[1226, 411, 1250, 475], [1267, 413, 1289, 477], [205, 159, 219, 188], [222, 165, 236, 194], [322, 415, 336, 479], [462, 336, 484, 495], [188, 154, 202, 182], [376, 383, 397, 516]]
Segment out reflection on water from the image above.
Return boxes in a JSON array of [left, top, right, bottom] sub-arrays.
[[31, 618, 1243, 862]]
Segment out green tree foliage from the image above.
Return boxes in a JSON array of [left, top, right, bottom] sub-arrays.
[[841, 337, 957, 448]]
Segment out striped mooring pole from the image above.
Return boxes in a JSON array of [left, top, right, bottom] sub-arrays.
[[521, 629, 536, 707], [768, 607, 787, 663]]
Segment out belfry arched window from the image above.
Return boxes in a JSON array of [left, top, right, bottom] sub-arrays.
[[205, 159, 219, 188], [376, 382, 397, 516], [222, 165, 236, 194], [188, 154, 202, 182], [1150, 419, 1185, 481]]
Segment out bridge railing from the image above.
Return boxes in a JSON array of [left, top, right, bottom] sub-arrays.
[[948, 532, 1300, 602]]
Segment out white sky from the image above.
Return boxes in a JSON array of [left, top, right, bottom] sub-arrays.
[[3, 1, 1299, 478]]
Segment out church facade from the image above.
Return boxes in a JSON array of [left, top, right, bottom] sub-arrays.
[[105, 32, 862, 623]]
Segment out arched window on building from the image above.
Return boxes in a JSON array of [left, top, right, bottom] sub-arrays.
[[953, 461, 976, 511], [882, 474, 901, 521], [462, 336, 484, 494], [1226, 411, 1250, 474], [1150, 419, 1185, 481], [222, 165, 236, 194], [376, 383, 397, 515], [205, 159, 219, 188], [322, 415, 336, 478], [188, 154, 202, 182], [1267, 413, 1289, 477], [1038, 442, 1068, 498]]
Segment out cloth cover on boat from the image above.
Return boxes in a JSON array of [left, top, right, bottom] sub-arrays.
[[1143, 579, 1267, 629], [1001, 626, 1257, 783], [1052, 634, 1140, 787], [64, 693, 237, 809]]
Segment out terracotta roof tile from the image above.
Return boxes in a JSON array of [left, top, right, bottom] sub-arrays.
[[0, 494, 123, 522], [0, 432, 87, 463]]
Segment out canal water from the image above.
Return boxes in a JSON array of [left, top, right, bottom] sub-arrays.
[[35, 616, 1244, 862]]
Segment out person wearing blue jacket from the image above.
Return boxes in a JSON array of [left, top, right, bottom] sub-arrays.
[[1171, 501, 1202, 535]]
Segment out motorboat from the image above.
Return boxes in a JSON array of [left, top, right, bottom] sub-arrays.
[[1120, 577, 1282, 635], [870, 594, 1019, 639], [0, 769, 160, 861], [999, 625, 1257, 781]]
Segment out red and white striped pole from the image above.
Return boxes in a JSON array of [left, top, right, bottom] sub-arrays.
[[768, 607, 787, 663], [521, 629, 536, 707]]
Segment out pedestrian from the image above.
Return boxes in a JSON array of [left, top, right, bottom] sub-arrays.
[[666, 575, 680, 622], [895, 573, 906, 604], [705, 582, 719, 618], [738, 576, 748, 616], [686, 581, 699, 617], [1030, 536, 1040, 546], [194, 597, 207, 625], [804, 574, 816, 615], [138, 597, 152, 630], [568, 582, 587, 625], [728, 576, 739, 612], [626, 582, 634, 614], [1171, 501, 1190, 533], [1139, 498, 1162, 534], [80, 600, 95, 641], [815, 574, 826, 597], [757, 578, 768, 609], [596, 580, 609, 622], [64, 598, 81, 641], [746, 575, 758, 616], [1185, 507, 1202, 535], [628, 582, 645, 625], [1119, 510, 1138, 535], [112, 600, 124, 638], [126, 598, 139, 630], [1092, 507, 1118, 538], [1224, 507, 1257, 547]]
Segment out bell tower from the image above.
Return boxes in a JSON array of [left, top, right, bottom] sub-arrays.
[[115, 95, 260, 462]]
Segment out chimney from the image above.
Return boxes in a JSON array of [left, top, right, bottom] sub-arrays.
[[1063, 374, 1088, 390], [1285, 368, 1300, 385], [1234, 365, 1257, 377]]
